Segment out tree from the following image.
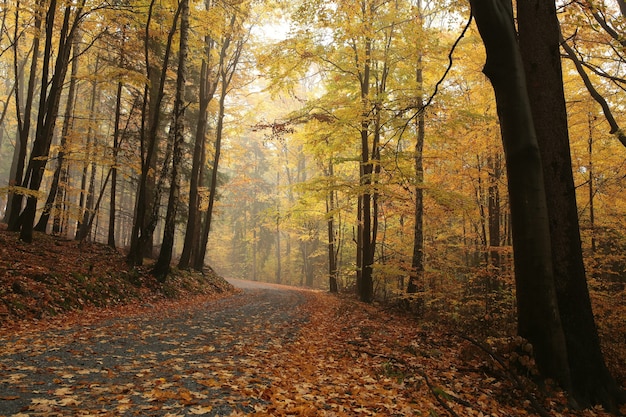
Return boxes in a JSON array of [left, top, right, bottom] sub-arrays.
[[194, 7, 248, 271], [16, 0, 87, 242], [152, 0, 190, 280], [127, 0, 182, 265], [469, 0, 572, 389], [407, 0, 425, 298], [518, 0, 623, 410], [5, 0, 43, 229], [179, 0, 224, 270], [34, 33, 81, 235]]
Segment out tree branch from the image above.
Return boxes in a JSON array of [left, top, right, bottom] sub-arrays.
[[560, 32, 626, 147]]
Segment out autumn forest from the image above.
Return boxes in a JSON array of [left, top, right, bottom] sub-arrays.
[[0, 0, 625, 413]]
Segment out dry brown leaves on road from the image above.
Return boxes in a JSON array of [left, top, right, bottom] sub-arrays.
[[0, 288, 624, 416]]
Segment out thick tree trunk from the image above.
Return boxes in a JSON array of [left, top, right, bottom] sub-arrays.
[[518, 0, 624, 410], [470, 0, 571, 390]]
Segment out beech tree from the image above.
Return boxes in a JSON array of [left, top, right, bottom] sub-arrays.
[[127, 0, 182, 265], [12, 0, 87, 243], [152, 0, 189, 280], [518, 0, 623, 410], [471, 0, 624, 411], [469, 0, 571, 390]]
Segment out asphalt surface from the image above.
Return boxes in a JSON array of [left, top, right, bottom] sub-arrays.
[[0, 279, 309, 416]]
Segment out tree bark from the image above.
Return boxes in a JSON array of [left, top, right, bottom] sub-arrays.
[[470, 0, 571, 390], [153, 0, 189, 281], [194, 15, 244, 271], [127, 0, 181, 265], [19, 0, 85, 242], [35, 33, 81, 234], [6, 0, 41, 230], [107, 79, 124, 248], [408, 32, 425, 296], [518, 0, 624, 410], [178, 31, 219, 268]]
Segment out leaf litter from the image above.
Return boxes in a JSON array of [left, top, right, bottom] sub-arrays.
[[1, 282, 624, 416]]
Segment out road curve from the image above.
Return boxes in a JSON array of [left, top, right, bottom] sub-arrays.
[[0, 279, 309, 416]]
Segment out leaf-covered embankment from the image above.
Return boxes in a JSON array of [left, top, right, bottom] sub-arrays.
[[0, 227, 236, 329]]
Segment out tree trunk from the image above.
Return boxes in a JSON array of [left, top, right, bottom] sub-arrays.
[[127, 0, 181, 265], [107, 79, 124, 248], [75, 59, 101, 241], [153, 0, 189, 281], [470, 0, 571, 390], [487, 153, 501, 287], [19, 0, 84, 242], [518, 0, 623, 410], [195, 80, 227, 271], [357, 31, 374, 303], [275, 183, 282, 284], [408, 39, 425, 296], [194, 18, 244, 271], [326, 159, 338, 293], [179, 31, 219, 268], [6, 1, 42, 230], [35, 33, 80, 234]]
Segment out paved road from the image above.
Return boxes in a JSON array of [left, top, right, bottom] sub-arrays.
[[0, 280, 309, 416]]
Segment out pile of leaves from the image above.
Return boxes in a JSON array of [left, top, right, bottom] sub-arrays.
[[0, 226, 235, 328]]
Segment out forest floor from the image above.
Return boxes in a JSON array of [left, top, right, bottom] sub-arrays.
[[0, 227, 625, 416], [0, 226, 235, 329]]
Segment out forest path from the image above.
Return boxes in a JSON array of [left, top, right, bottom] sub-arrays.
[[0, 280, 311, 416], [0, 279, 599, 416]]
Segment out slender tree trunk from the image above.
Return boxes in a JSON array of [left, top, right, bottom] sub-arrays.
[[470, 0, 571, 390], [75, 60, 101, 241], [408, 43, 425, 296], [518, 0, 623, 410], [194, 19, 244, 271], [127, 0, 181, 265], [357, 30, 374, 303], [195, 81, 227, 271], [107, 79, 123, 248], [153, 0, 189, 281], [179, 31, 218, 268], [326, 159, 338, 293], [587, 114, 596, 253], [487, 153, 501, 287], [6, 0, 41, 230], [35, 33, 80, 234], [275, 172, 281, 284], [19, 0, 84, 242]]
